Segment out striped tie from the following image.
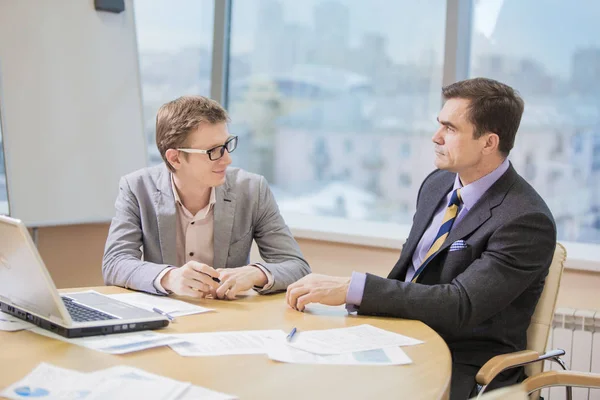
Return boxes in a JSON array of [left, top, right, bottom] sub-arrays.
[[411, 188, 463, 283]]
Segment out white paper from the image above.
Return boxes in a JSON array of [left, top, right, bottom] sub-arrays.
[[88, 366, 190, 400], [169, 330, 286, 356], [0, 363, 190, 400], [267, 341, 413, 365], [30, 327, 184, 354], [95, 367, 238, 400], [177, 385, 238, 400], [107, 293, 213, 318], [0, 311, 36, 331], [287, 324, 423, 355], [0, 363, 94, 400]]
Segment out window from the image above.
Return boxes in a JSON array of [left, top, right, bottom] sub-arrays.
[[133, 0, 215, 166], [0, 116, 7, 215], [227, 0, 446, 223], [469, 0, 600, 243]]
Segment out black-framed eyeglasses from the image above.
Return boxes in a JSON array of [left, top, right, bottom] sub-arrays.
[[177, 136, 238, 161]]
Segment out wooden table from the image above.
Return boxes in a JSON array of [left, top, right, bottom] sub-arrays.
[[0, 287, 451, 399]]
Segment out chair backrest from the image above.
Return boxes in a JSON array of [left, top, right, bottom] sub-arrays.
[[525, 242, 567, 378]]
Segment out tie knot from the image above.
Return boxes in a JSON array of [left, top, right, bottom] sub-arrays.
[[449, 188, 462, 207]]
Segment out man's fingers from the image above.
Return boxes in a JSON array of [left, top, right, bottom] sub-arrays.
[[178, 285, 204, 298], [226, 282, 242, 300], [189, 262, 220, 278], [286, 282, 302, 306], [287, 286, 310, 310], [186, 270, 220, 290], [297, 292, 318, 312], [182, 277, 210, 293], [216, 278, 236, 299]]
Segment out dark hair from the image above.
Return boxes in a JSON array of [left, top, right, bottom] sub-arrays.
[[156, 96, 230, 172], [442, 77, 524, 155]]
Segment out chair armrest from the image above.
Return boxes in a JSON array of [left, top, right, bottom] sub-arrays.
[[476, 350, 540, 385], [476, 349, 566, 385], [523, 371, 600, 393]]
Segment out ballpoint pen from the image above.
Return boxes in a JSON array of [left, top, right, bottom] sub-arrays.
[[201, 272, 221, 283], [152, 307, 175, 322], [286, 327, 297, 342], [188, 273, 220, 295]]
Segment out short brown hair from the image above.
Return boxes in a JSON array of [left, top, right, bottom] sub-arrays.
[[155, 95, 229, 171], [442, 77, 524, 155]]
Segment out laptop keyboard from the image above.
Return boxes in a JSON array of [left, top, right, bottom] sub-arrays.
[[62, 297, 117, 322]]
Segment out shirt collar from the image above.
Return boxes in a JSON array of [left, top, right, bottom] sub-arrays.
[[452, 158, 510, 211], [170, 174, 216, 210]]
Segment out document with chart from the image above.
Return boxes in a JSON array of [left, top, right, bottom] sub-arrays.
[[30, 327, 184, 354], [287, 324, 423, 355], [267, 340, 413, 366], [0, 363, 238, 400], [170, 330, 287, 356]]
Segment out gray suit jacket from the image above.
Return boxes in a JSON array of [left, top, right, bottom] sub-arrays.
[[360, 164, 556, 369], [102, 165, 310, 295]]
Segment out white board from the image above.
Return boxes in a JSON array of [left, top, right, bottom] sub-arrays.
[[0, 0, 147, 226]]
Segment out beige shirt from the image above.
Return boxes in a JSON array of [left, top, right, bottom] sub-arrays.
[[153, 175, 273, 294]]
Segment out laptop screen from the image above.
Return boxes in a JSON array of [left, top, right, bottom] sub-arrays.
[[0, 216, 69, 322]]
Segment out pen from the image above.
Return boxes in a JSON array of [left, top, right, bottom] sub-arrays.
[[152, 307, 175, 322], [201, 272, 221, 283], [286, 327, 297, 342]]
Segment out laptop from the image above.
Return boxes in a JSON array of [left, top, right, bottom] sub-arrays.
[[0, 215, 169, 338]]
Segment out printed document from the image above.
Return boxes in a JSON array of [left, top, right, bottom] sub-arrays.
[[0, 363, 189, 400], [92, 366, 236, 400], [0, 311, 35, 332], [170, 330, 286, 356], [107, 293, 213, 317], [267, 341, 412, 366], [287, 324, 423, 355], [30, 327, 184, 354]]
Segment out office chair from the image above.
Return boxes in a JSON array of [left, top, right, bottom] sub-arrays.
[[475, 243, 568, 400]]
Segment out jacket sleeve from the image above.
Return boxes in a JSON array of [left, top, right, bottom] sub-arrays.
[[102, 177, 171, 295], [251, 176, 311, 293]]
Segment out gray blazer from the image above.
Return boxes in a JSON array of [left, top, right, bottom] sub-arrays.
[[360, 164, 556, 385], [102, 164, 310, 295]]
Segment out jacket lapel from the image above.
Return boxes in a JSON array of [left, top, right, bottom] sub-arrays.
[[436, 164, 518, 256], [154, 166, 177, 266], [388, 173, 454, 280], [213, 181, 236, 268]]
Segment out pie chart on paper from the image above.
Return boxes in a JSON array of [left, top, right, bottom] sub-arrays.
[[13, 386, 50, 397]]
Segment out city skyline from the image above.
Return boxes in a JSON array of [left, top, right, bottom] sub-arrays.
[[134, 0, 600, 77]]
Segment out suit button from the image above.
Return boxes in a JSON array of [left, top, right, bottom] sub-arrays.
[[191, 221, 195, 225], [189, 252, 194, 256]]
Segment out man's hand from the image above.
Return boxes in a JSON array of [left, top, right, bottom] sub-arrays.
[[215, 265, 268, 300], [161, 261, 221, 298], [286, 273, 351, 312]]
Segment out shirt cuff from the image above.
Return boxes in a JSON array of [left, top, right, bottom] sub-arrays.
[[251, 263, 274, 292], [153, 267, 175, 294], [345, 271, 366, 312]]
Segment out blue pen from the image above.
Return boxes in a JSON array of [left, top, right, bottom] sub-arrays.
[[286, 327, 297, 342]]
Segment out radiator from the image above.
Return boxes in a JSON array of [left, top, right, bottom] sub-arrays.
[[542, 308, 600, 400]]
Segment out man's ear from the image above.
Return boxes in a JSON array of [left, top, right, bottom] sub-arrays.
[[165, 149, 182, 171], [482, 133, 500, 155]]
